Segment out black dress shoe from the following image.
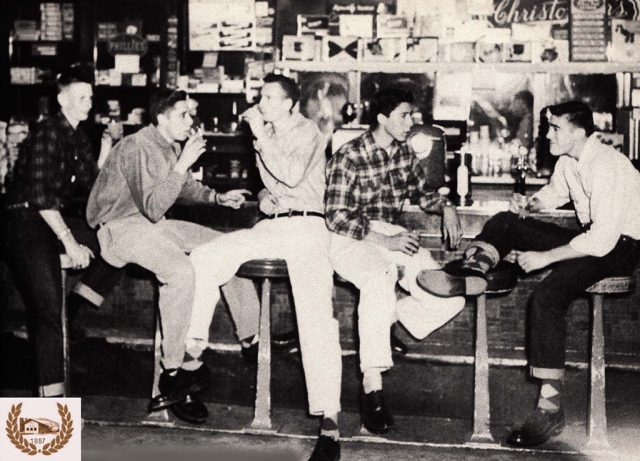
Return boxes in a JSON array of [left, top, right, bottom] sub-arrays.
[[417, 261, 487, 298], [271, 330, 300, 352], [362, 390, 394, 434], [391, 326, 408, 355], [149, 365, 211, 411], [170, 394, 208, 424], [308, 435, 340, 461], [506, 407, 565, 447]]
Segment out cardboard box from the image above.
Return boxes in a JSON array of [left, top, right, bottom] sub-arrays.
[[322, 36, 361, 62], [362, 38, 405, 62], [610, 20, 640, 63], [505, 42, 532, 62], [376, 15, 409, 38], [405, 37, 438, 62], [282, 35, 319, 61], [297, 15, 330, 36], [339, 14, 374, 38]]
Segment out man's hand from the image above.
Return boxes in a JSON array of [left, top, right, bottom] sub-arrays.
[[217, 189, 251, 209], [384, 232, 420, 256], [258, 188, 279, 215], [174, 130, 206, 174], [242, 106, 267, 139], [517, 251, 551, 273], [61, 235, 94, 270], [508, 193, 543, 218], [442, 205, 462, 249]]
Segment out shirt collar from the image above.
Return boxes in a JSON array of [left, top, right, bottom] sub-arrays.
[[577, 133, 602, 168], [55, 112, 78, 138], [364, 130, 402, 157], [271, 112, 302, 136], [144, 124, 180, 156]]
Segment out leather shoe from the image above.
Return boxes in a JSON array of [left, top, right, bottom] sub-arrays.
[[391, 326, 408, 355], [308, 435, 340, 461], [506, 407, 565, 447], [362, 390, 394, 434], [149, 365, 211, 411], [271, 330, 300, 352], [170, 394, 208, 424], [417, 261, 487, 297]]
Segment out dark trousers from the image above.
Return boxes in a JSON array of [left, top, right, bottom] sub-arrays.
[[6, 209, 121, 388], [476, 212, 640, 371]]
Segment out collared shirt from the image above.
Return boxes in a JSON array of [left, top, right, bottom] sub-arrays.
[[254, 112, 327, 214], [8, 113, 96, 210], [533, 133, 640, 257], [325, 130, 448, 240], [87, 124, 214, 227]]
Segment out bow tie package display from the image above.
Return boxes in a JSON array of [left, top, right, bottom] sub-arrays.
[[323, 36, 361, 62]]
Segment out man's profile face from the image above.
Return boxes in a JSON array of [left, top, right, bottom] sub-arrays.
[[158, 100, 193, 142], [547, 114, 578, 157], [258, 82, 292, 123], [59, 82, 93, 123], [380, 102, 414, 143]]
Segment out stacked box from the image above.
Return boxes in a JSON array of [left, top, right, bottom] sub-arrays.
[[40, 3, 62, 41], [62, 4, 74, 40]]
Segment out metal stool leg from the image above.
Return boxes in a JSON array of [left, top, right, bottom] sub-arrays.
[[586, 293, 611, 451], [249, 277, 274, 431], [145, 311, 171, 424], [61, 268, 70, 397], [468, 293, 497, 445]]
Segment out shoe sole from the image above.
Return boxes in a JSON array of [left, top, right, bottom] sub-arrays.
[[417, 270, 487, 297], [149, 381, 210, 412], [506, 420, 566, 447]]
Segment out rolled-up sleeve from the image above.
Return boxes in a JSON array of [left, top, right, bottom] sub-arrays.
[[325, 152, 369, 239], [569, 158, 627, 257], [532, 158, 571, 210]]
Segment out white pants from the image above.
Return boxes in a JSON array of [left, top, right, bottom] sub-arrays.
[[330, 221, 465, 373], [188, 216, 342, 415]]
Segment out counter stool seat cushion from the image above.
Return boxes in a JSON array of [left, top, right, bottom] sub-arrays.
[[237, 259, 289, 279], [586, 276, 635, 294]]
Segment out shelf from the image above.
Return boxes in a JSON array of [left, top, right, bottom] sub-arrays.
[[471, 174, 549, 186], [276, 60, 640, 75]]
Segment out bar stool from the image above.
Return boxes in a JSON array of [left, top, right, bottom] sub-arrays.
[[467, 261, 518, 446], [146, 311, 171, 424], [236, 259, 289, 432], [60, 254, 73, 397], [419, 260, 517, 445], [584, 275, 635, 451]]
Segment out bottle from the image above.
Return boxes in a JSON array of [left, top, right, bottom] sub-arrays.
[[455, 151, 473, 206]]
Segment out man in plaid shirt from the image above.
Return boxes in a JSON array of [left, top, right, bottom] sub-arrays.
[[325, 88, 465, 434]]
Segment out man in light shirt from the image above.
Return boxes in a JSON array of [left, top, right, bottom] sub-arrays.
[[420, 101, 640, 447], [187, 74, 342, 461]]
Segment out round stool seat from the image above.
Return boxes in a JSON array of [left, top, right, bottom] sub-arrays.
[[485, 261, 518, 294], [237, 259, 289, 279], [586, 276, 635, 294]]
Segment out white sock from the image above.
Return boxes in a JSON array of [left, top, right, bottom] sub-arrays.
[[363, 369, 382, 394]]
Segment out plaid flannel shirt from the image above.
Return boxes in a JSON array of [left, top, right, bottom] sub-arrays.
[[9, 113, 97, 210], [325, 130, 448, 240]]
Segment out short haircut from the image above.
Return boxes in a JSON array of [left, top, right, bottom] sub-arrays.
[[56, 64, 93, 94], [263, 73, 300, 108], [514, 90, 534, 110], [149, 89, 188, 126], [547, 100, 594, 136], [369, 88, 414, 127]]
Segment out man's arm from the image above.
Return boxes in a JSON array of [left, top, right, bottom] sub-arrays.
[[325, 152, 370, 240], [39, 210, 93, 269], [531, 157, 571, 210], [518, 244, 585, 273]]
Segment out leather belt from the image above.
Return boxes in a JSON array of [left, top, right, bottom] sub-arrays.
[[269, 210, 325, 219]]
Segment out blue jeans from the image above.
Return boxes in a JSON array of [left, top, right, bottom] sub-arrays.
[[476, 212, 640, 377]]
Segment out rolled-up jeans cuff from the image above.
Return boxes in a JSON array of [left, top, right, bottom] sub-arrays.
[[466, 241, 500, 268], [530, 366, 564, 380]]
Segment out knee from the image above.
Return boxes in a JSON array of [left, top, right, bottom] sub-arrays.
[[164, 257, 195, 287], [487, 211, 517, 229]]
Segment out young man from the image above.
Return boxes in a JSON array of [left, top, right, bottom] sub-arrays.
[[86, 89, 260, 424], [5, 66, 121, 398], [420, 101, 640, 447], [325, 88, 466, 435], [187, 73, 342, 461]]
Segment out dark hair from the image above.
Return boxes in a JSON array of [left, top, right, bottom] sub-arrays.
[[263, 73, 300, 109], [369, 88, 414, 127], [56, 64, 93, 94], [514, 90, 534, 110], [547, 100, 594, 136], [149, 89, 188, 126]]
